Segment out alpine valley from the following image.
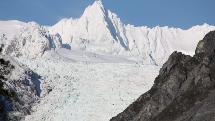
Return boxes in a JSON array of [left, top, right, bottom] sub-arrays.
[[0, 1, 215, 121]]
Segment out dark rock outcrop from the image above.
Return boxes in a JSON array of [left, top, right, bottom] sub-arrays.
[[0, 46, 40, 121], [110, 31, 215, 121]]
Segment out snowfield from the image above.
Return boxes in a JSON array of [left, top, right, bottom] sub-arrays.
[[16, 53, 159, 121]]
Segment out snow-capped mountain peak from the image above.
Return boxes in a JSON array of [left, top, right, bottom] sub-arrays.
[[82, 0, 105, 18], [81, 0, 129, 49], [50, 0, 129, 54]]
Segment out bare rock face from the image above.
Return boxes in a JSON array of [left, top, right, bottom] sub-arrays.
[[110, 31, 215, 121], [0, 47, 40, 121]]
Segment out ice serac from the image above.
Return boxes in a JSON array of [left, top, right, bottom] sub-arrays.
[[110, 31, 215, 121], [50, 1, 215, 65]]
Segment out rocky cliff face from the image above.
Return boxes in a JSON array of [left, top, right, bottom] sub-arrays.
[[0, 47, 40, 121], [110, 31, 215, 121]]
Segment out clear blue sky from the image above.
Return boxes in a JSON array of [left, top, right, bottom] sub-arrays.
[[0, 0, 214, 29]]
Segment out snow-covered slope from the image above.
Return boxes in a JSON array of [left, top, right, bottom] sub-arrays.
[[43, 48, 135, 64], [0, 21, 62, 58], [50, 1, 215, 65], [0, 20, 26, 39], [125, 24, 215, 65]]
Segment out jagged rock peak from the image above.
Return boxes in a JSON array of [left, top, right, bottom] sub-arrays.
[[195, 30, 215, 56]]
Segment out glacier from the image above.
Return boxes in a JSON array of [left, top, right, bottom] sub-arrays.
[[19, 57, 159, 121], [0, 0, 215, 121]]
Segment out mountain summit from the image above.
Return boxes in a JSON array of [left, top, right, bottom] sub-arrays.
[[50, 0, 129, 55], [83, 0, 105, 15]]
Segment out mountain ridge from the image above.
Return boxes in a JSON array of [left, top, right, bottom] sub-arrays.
[[0, 1, 215, 65], [49, 1, 215, 65]]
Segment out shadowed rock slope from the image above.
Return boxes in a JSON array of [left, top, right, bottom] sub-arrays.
[[0, 46, 40, 121], [110, 31, 215, 121]]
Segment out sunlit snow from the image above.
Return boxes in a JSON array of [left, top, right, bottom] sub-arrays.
[[0, 1, 215, 121]]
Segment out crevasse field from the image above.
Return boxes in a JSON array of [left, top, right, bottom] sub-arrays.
[[17, 51, 159, 121]]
